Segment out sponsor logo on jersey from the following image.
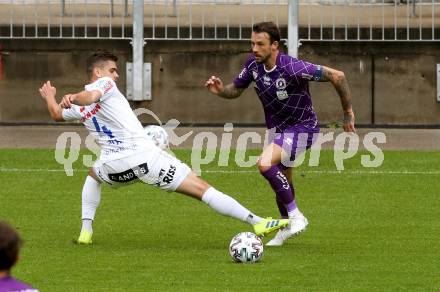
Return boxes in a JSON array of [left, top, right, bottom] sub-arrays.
[[263, 75, 271, 86], [80, 103, 102, 122], [275, 78, 287, 90], [301, 72, 313, 80], [252, 70, 258, 80], [156, 165, 177, 186], [103, 143, 137, 155], [108, 163, 149, 183], [276, 90, 288, 100], [157, 168, 166, 183], [107, 139, 123, 145], [238, 68, 247, 79], [162, 165, 177, 185]]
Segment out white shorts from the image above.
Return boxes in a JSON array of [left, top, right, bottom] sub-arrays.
[[93, 149, 192, 191]]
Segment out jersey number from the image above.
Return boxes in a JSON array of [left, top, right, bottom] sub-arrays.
[[92, 117, 114, 138]]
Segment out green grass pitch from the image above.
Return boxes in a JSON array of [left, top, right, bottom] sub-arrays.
[[0, 149, 439, 291]]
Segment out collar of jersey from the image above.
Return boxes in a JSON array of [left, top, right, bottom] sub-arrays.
[[263, 64, 277, 73]]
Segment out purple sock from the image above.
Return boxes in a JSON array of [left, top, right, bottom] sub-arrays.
[[277, 184, 297, 217], [276, 199, 289, 218], [262, 165, 296, 213]]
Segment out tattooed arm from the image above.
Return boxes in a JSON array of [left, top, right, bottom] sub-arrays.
[[205, 76, 245, 99], [218, 83, 246, 99], [318, 66, 356, 133]]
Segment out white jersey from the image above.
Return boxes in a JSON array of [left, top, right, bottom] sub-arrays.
[[62, 77, 151, 162]]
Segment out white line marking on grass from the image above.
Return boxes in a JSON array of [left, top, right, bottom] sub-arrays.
[[1, 168, 439, 175], [0, 168, 87, 173], [204, 170, 440, 175]]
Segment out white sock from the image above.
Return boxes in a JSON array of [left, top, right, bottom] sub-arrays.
[[201, 187, 262, 225], [288, 207, 302, 218], [81, 176, 101, 233], [82, 219, 93, 233]]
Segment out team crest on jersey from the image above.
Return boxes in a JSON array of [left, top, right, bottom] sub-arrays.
[[252, 70, 258, 80], [96, 79, 113, 94], [263, 75, 271, 86], [102, 80, 113, 94], [275, 78, 287, 90]]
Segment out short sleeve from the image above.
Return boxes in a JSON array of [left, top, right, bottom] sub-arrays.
[[287, 58, 322, 81], [233, 55, 255, 89], [311, 64, 323, 81], [86, 77, 116, 102], [62, 106, 82, 122]]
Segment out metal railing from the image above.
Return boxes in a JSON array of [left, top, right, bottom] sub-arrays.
[[301, 0, 440, 41], [0, 0, 133, 39], [0, 0, 439, 41]]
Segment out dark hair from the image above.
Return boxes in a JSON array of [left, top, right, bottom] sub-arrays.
[[86, 50, 118, 78], [0, 221, 22, 271], [252, 21, 281, 44]]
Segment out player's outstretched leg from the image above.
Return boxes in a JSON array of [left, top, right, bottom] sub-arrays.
[[176, 172, 288, 236], [257, 144, 308, 246], [76, 172, 101, 245]]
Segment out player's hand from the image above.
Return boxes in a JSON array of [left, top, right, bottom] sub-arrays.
[[205, 76, 224, 95], [343, 110, 356, 133], [38, 81, 56, 101], [60, 94, 75, 109]]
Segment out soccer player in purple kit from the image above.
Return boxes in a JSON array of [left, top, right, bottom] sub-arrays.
[[206, 22, 356, 246], [0, 221, 39, 292]]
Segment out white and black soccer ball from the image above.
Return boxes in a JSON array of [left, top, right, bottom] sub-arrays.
[[229, 232, 264, 263], [144, 125, 169, 150]]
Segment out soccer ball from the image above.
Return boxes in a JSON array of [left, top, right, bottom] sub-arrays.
[[144, 125, 169, 150], [229, 232, 264, 263]]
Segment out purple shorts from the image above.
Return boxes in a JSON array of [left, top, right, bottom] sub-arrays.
[[271, 126, 320, 169]]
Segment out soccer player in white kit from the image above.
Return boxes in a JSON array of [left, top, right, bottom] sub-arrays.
[[38, 50, 288, 244]]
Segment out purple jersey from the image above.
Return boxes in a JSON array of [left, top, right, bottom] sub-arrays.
[[234, 52, 321, 132], [0, 276, 38, 292]]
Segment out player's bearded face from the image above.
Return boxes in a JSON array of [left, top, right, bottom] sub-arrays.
[[251, 32, 276, 64]]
